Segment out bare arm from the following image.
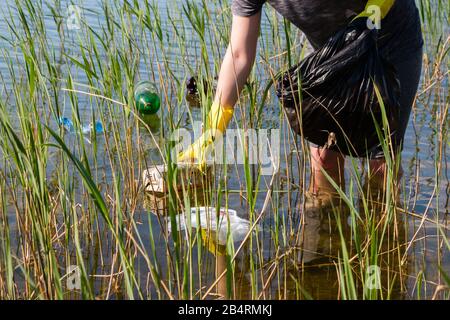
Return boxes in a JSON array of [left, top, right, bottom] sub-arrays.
[[178, 12, 261, 164], [214, 12, 262, 109]]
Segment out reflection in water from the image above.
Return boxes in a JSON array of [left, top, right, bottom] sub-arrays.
[[139, 114, 161, 132], [193, 180, 412, 300], [215, 254, 228, 297], [290, 185, 408, 299], [199, 226, 252, 299], [138, 161, 446, 300], [213, 251, 255, 300]]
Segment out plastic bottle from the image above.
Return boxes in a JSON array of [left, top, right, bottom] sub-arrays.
[[59, 117, 75, 133], [58, 117, 103, 134], [134, 81, 161, 115], [168, 207, 256, 246]]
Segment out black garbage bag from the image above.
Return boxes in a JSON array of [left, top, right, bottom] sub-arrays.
[[276, 18, 401, 157]]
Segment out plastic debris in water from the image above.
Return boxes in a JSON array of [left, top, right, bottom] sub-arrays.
[[186, 76, 203, 95], [185, 76, 218, 108], [58, 117, 103, 134], [59, 117, 75, 133], [168, 207, 255, 246], [134, 81, 161, 115], [93, 121, 104, 133], [186, 76, 197, 95], [186, 76, 217, 95], [143, 163, 213, 194]]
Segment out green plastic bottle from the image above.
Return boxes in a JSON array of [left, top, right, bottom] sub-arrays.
[[134, 81, 161, 115]]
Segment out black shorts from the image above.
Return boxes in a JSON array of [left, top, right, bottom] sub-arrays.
[[367, 46, 423, 159], [307, 46, 423, 159]]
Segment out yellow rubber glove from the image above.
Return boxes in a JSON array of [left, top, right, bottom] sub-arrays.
[[355, 0, 395, 21], [178, 103, 234, 169]]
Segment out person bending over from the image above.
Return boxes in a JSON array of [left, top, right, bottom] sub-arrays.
[[179, 0, 423, 209]]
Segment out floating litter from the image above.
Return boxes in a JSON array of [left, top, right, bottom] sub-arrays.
[[59, 117, 75, 133], [142, 162, 212, 194], [134, 81, 161, 115], [92, 121, 104, 133], [168, 207, 256, 246], [58, 117, 103, 134]]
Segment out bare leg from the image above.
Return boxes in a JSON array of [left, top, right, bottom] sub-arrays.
[[301, 146, 345, 263], [306, 146, 345, 208], [368, 159, 387, 184], [309, 146, 345, 195], [367, 159, 403, 187], [363, 158, 403, 211]]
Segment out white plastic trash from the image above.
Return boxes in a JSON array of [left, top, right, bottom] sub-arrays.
[[168, 207, 255, 246], [142, 162, 212, 194]]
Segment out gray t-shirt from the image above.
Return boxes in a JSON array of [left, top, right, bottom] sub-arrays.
[[231, 0, 423, 55]]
